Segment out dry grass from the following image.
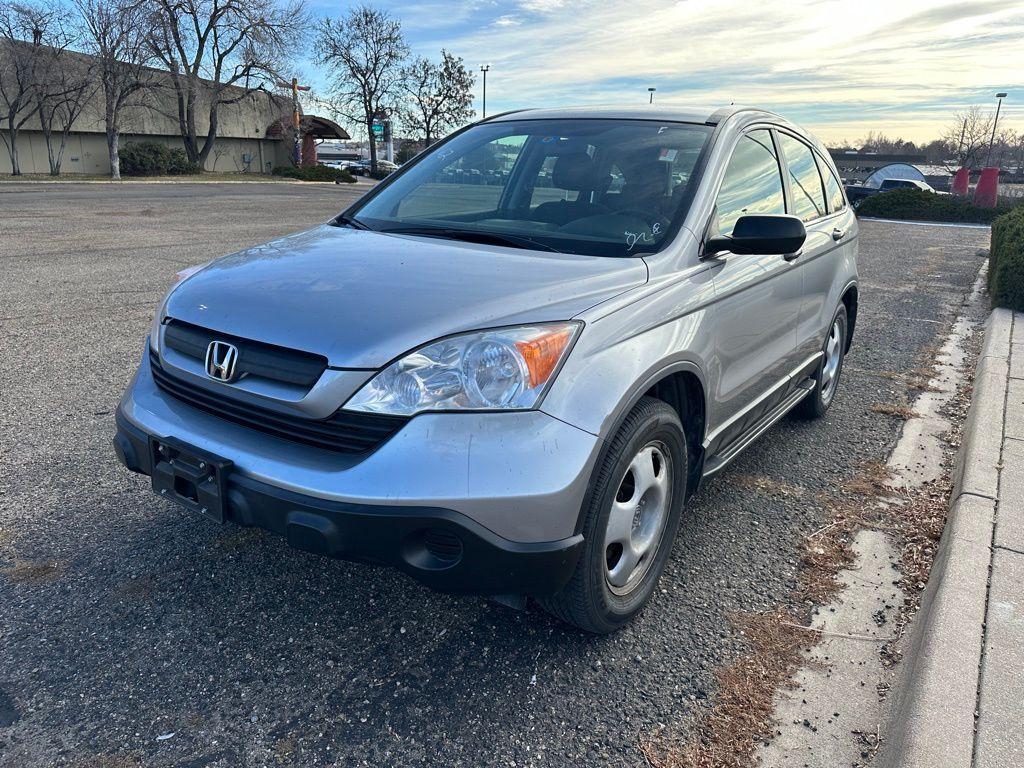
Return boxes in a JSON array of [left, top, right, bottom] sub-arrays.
[[878, 479, 952, 667], [869, 403, 918, 420], [640, 610, 814, 768], [2, 558, 64, 583], [728, 474, 806, 499], [841, 460, 894, 498], [875, 368, 942, 393]]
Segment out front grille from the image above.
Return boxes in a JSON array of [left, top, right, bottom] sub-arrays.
[[150, 352, 408, 455], [163, 319, 327, 388]]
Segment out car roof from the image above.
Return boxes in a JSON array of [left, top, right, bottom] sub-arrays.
[[484, 104, 782, 127]]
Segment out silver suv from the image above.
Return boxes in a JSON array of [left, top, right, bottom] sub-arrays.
[[115, 106, 858, 633]]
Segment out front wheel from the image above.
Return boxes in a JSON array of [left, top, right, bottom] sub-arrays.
[[794, 304, 848, 419], [539, 397, 687, 634]]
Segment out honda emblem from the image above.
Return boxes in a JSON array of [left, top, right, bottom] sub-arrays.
[[205, 341, 239, 382]]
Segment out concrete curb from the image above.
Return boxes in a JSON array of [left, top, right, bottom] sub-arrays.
[[880, 308, 1014, 768]]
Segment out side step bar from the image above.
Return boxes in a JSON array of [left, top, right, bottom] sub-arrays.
[[702, 377, 816, 479]]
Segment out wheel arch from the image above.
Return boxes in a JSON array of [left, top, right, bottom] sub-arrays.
[[570, 360, 709, 537], [840, 282, 858, 353], [644, 369, 707, 498]]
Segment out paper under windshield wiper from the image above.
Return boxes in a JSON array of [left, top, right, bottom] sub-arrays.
[[381, 226, 558, 252]]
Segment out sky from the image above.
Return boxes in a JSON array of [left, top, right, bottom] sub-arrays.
[[301, 0, 1024, 145]]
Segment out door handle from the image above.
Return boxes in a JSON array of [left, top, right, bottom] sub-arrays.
[[832, 227, 846, 241]]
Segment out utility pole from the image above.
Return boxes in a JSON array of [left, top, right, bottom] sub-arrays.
[[480, 64, 491, 118], [648, 87, 656, 104], [986, 92, 1008, 167], [275, 77, 310, 166]]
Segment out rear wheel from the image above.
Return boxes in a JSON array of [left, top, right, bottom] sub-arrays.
[[539, 397, 687, 634], [794, 304, 847, 419]]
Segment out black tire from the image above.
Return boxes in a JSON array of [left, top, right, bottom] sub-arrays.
[[793, 304, 848, 420], [538, 396, 687, 634]]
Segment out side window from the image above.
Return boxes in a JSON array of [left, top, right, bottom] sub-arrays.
[[778, 133, 826, 222], [715, 130, 786, 237], [817, 155, 846, 213]]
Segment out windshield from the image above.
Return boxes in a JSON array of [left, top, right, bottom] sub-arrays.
[[346, 119, 713, 257]]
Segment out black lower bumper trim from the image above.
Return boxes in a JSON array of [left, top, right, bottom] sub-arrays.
[[114, 413, 583, 596]]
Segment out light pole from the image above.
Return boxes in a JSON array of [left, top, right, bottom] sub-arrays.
[[480, 64, 491, 118], [986, 92, 1008, 167], [648, 87, 656, 104]]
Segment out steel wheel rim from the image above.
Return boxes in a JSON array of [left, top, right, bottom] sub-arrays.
[[820, 319, 842, 403], [604, 440, 672, 596]]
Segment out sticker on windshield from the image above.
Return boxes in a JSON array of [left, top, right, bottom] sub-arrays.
[[658, 148, 677, 162]]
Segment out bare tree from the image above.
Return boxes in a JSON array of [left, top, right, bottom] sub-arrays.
[[147, 0, 306, 170], [0, 1, 70, 175], [76, 0, 155, 179], [34, 45, 95, 174], [941, 106, 994, 171], [399, 49, 474, 148], [315, 5, 408, 174]]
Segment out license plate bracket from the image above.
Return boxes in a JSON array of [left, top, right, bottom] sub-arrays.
[[149, 436, 233, 523]]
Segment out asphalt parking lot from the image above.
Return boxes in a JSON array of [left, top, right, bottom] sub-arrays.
[[0, 182, 991, 767]]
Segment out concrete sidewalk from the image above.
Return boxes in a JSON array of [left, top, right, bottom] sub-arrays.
[[882, 308, 1024, 767]]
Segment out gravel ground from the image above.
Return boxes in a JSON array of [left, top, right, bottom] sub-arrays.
[[0, 184, 991, 768]]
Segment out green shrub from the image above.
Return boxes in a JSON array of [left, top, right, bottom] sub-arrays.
[[119, 141, 202, 176], [272, 164, 356, 183], [990, 207, 1024, 311], [367, 168, 392, 181], [166, 148, 201, 175], [856, 188, 1020, 225], [118, 141, 168, 176]]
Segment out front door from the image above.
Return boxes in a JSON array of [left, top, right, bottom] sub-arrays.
[[706, 129, 803, 452]]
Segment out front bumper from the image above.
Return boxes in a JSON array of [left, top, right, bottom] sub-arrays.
[[114, 350, 601, 595]]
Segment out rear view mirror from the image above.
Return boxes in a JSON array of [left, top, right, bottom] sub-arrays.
[[704, 214, 806, 257]]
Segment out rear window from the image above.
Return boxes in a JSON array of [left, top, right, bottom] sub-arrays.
[[818, 156, 846, 213]]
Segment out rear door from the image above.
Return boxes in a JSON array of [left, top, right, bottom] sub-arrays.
[[775, 131, 854, 366], [706, 128, 802, 452]]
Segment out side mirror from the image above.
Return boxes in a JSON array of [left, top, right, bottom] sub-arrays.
[[704, 214, 807, 257]]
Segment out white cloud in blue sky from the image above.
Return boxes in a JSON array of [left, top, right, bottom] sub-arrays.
[[306, 0, 1023, 142]]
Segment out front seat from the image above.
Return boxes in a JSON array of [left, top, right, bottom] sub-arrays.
[[531, 153, 609, 225]]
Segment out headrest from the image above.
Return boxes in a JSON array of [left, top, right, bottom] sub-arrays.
[[552, 152, 597, 191]]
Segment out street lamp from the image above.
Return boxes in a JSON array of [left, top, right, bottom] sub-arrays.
[[648, 87, 656, 104], [480, 64, 491, 118], [987, 92, 1008, 166]]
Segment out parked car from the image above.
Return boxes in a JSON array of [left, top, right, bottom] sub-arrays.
[[845, 177, 941, 207], [343, 159, 399, 176], [115, 106, 858, 633]]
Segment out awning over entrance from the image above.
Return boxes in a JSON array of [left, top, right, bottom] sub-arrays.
[[265, 115, 350, 140]]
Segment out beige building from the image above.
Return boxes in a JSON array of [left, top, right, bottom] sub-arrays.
[[1, 46, 347, 175]]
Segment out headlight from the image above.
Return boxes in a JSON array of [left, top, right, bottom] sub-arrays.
[[344, 322, 581, 416], [150, 263, 209, 354]]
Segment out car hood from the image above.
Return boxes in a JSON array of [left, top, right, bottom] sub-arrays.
[[165, 225, 648, 368]]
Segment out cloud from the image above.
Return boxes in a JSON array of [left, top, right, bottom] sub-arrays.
[[426, 0, 1023, 141], [491, 13, 522, 26], [518, 0, 569, 12]]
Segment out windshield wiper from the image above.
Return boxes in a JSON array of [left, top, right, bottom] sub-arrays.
[[381, 226, 559, 253], [333, 214, 371, 230]]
